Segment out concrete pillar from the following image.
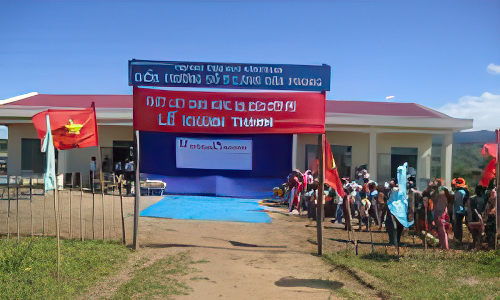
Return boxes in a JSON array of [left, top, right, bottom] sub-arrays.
[[441, 133, 453, 187], [369, 129, 377, 181], [292, 134, 298, 170]]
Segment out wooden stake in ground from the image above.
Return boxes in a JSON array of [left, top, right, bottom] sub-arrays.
[[392, 215, 400, 257], [102, 191, 105, 241], [30, 177, 33, 237], [80, 176, 84, 241], [98, 146, 105, 241], [120, 185, 126, 245], [111, 185, 115, 239], [368, 215, 374, 253], [54, 190, 58, 237], [42, 192, 46, 236], [424, 198, 428, 252], [346, 199, 358, 255], [69, 187, 72, 239], [92, 183, 95, 240], [16, 185, 19, 242], [316, 133, 325, 256], [7, 176, 10, 239], [54, 189, 61, 280]]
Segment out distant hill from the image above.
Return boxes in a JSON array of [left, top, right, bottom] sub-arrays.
[[453, 130, 496, 144]]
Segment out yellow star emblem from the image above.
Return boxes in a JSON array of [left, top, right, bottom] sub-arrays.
[[65, 119, 84, 134]]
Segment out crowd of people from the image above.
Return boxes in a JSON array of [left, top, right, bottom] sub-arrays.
[[274, 165, 498, 250]]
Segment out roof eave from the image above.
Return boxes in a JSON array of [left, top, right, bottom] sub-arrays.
[[325, 113, 473, 131]]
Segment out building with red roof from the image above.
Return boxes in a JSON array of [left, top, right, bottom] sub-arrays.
[[0, 92, 472, 189]]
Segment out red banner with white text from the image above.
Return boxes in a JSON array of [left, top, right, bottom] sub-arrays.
[[133, 87, 325, 134]]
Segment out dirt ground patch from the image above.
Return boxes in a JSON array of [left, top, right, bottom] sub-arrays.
[[0, 190, 393, 299]]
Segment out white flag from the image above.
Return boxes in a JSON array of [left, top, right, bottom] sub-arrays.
[[41, 115, 56, 192]]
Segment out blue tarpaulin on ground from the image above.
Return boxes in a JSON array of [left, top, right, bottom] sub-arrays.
[[140, 195, 272, 223]]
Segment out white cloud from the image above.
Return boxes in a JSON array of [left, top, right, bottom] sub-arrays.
[[438, 92, 500, 131], [487, 63, 500, 75]]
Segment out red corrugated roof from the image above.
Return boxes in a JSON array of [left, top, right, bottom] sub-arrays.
[[7, 94, 448, 118], [325, 100, 447, 118], [8, 94, 132, 108]]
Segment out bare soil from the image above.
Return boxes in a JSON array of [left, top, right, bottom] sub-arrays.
[[0, 189, 407, 299]]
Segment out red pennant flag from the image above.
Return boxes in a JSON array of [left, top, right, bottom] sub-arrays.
[[482, 143, 498, 159], [479, 158, 496, 187], [32, 107, 99, 150], [324, 140, 346, 198]]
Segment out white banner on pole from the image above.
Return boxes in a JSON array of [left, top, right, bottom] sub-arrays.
[[176, 137, 252, 170]]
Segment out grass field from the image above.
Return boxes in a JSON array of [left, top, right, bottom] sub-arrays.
[[325, 249, 500, 300], [0, 237, 129, 300]]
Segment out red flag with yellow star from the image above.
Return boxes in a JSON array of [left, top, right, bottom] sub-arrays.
[[325, 140, 346, 198], [32, 106, 98, 150]]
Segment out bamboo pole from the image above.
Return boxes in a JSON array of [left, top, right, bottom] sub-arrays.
[[80, 175, 84, 241], [111, 183, 115, 239], [30, 177, 33, 237], [424, 199, 428, 252], [369, 215, 374, 253], [42, 192, 46, 236], [98, 146, 105, 241], [120, 185, 126, 245], [347, 198, 358, 255], [92, 179, 95, 240], [16, 185, 19, 242], [69, 186, 72, 239], [54, 189, 61, 280], [495, 128, 499, 250], [54, 190, 58, 237], [133, 130, 141, 250], [102, 191, 105, 241], [7, 176, 10, 239], [392, 215, 400, 257]]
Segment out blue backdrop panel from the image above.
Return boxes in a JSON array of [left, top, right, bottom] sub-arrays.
[[139, 132, 292, 197]]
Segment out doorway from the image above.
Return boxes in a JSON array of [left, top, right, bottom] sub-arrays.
[[391, 147, 417, 182]]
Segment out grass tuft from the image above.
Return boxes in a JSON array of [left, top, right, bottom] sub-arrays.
[[325, 249, 500, 300], [111, 251, 195, 300]]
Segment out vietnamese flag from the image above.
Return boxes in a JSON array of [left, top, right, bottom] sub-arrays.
[[325, 140, 346, 198], [479, 158, 496, 188], [32, 107, 98, 150]]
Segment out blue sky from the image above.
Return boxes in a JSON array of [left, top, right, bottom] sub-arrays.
[[1, 0, 499, 130]]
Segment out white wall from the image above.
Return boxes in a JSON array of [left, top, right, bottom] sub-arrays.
[[7, 123, 133, 186], [297, 132, 370, 179]]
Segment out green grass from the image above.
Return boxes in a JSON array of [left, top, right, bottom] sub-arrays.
[[0, 237, 129, 300], [111, 251, 196, 300], [325, 249, 500, 300]]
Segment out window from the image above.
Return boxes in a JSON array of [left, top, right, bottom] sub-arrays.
[[305, 144, 352, 178], [21, 139, 45, 174]]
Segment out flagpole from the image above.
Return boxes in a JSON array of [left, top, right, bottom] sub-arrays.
[[317, 133, 325, 256], [54, 188, 61, 279], [133, 130, 141, 251], [97, 146, 105, 240], [495, 128, 500, 250], [80, 175, 83, 241], [43, 114, 60, 280]]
